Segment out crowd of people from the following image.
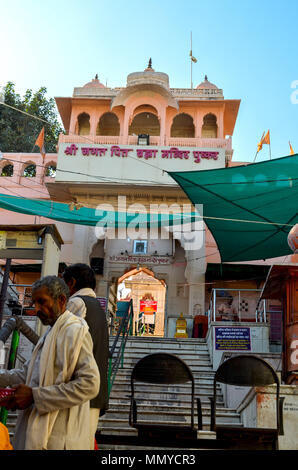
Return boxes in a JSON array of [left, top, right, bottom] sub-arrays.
[[0, 263, 109, 450]]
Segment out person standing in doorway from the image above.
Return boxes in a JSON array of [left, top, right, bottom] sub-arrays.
[[62, 263, 109, 449]]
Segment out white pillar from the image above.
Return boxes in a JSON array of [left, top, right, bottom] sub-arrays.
[[37, 231, 62, 336]]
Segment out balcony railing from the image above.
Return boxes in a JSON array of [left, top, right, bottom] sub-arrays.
[[207, 288, 266, 327], [166, 137, 232, 149], [58, 133, 232, 149], [58, 134, 120, 145]]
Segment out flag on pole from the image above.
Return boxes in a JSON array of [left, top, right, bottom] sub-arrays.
[[34, 127, 46, 161], [257, 131, 265, 152], [257, 130, 270, 152], [189, 50, 197, 63], [263, 130, 270, 145], [289, 141, 295, 155]]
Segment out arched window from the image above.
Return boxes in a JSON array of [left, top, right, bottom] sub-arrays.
[[1, 164, 13, 176], [129, 112, 160, 136], [96, 112, 120, 136], [170, 113, 195, 138], [45, 164, 56, 177], [201, 113, 218, 138], [23, 163, 36, 177], [77, 113, 90, 135]]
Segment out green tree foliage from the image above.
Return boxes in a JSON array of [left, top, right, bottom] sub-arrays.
[[23, 164, 36, 177], [0, 82, 64, 153], [1, 164, 13, 176]]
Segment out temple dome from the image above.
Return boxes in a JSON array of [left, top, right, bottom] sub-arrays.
[[196, 75, 218, 90], [126, 58, 170, 89], [83, 75, 106, 88]]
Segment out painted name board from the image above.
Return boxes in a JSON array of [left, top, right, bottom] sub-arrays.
[[215, 327, 251, 351], [64, 144, 219, 164], [140, 300, 157, 314], [56, 143, 225, 185], [108, 255, 172, 265]]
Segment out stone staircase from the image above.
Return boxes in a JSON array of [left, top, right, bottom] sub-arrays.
[[5, 336, 243, 449], [97, 336, 242, 449]]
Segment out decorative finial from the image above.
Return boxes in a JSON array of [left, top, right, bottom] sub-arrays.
[[148, 58, 152, 69], [95, 74, 98, 80], [205, 75, 208, 81]]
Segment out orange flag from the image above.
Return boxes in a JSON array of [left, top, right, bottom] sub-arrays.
[[289, 141, 295, 155], [257, 132, 265, 152], [263, 130, 270, 145], [34, 127, 46, 161], [257, 130, 270, 153]]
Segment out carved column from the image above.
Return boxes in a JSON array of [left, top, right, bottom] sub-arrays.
[[121, 106, 131, 145], [196, 111, 203, 139], [89, 114, 98, 137], [69, 112, 77, 136], [159, 106, 166, 146]]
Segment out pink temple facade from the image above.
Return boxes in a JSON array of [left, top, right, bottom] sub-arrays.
[[0, 62, 297, 340]]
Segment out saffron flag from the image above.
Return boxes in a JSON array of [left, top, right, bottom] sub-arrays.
[[263, 130, 270, 145], [34, 127, 46, 160], [257, 130, 270, 152], [257, 132, 265, 152], [289, 141, 295, 155]]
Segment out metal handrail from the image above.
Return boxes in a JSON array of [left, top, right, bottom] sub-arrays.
[[207, 287, 265, 326], [108, 300, 133, 396]]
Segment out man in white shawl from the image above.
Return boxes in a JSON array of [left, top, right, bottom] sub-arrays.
[[0, 275, 100, 450]]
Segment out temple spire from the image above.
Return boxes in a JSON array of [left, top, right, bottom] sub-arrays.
[[144, 58, 154, 72]]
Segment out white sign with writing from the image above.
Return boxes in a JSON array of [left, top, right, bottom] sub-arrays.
[[108, 255, 172, 265], [56, 143, 225, 185]]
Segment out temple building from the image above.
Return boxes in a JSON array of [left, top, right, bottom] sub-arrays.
[[0, 60, 296, 343]]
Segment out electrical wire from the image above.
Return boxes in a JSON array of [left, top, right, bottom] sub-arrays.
[[0, 256, 276, 288], [1, 148, 298, 227], [0, 101, 49, 124], [0, 183, 296, 229]]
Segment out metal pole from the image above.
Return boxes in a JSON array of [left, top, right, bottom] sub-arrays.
[[0, 259, 12, 328], [0, 328, 20, 425], [213, 289, 216, 322], [190, 31, 193, 89]]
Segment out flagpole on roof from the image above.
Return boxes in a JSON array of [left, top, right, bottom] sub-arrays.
[[189, 32, 198, 90], [253, 131, 265, 162], [266, 130, 271, 160], [190, 31, 193, 89]]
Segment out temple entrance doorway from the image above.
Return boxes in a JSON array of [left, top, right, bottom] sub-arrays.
[[117, 267, 166, 337]]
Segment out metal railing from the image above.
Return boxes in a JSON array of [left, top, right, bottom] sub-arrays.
[[108, 300, 133, 396], [58, 133, 232, 149], [207, 288, 266, 327]]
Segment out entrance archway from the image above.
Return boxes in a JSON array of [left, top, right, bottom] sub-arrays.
[[117, 267, 166, 337]]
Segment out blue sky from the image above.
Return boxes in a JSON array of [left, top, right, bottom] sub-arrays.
[[1, 0, 298, 162]]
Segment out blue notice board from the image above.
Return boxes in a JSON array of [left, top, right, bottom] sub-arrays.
[[215, 327, 251, 351]]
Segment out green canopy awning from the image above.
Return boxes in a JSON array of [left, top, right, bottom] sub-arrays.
[[0, 193, 198, 229], [169, 154, 298, 262]]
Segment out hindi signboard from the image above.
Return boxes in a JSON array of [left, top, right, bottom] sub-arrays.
[[215, 327, 251, 351]]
